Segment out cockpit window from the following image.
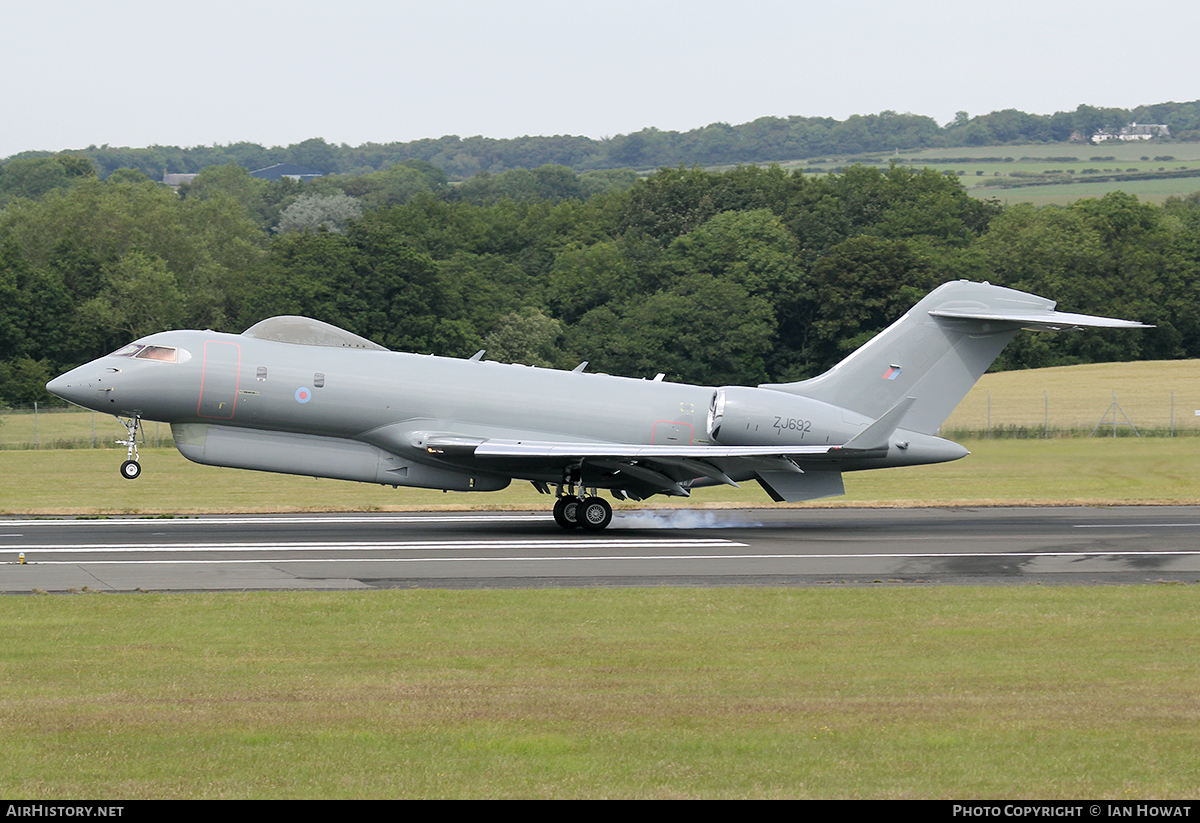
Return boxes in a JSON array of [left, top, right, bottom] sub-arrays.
[[108, 343, 183, 362], [136, 345, 178, 362]]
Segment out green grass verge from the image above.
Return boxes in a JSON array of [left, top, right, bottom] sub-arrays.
[[2, 587, 1198, 799]]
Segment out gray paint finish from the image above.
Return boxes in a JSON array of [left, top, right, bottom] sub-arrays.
[[46, 281, 1148, 526]]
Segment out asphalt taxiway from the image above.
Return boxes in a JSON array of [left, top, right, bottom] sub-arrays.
[[4, 506, 1200, 592]]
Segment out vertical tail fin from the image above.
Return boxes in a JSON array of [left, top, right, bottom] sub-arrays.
[[760, 280, 1150, 435]]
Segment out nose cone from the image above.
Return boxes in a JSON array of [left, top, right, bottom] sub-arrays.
[[46, 367, 94, 408]]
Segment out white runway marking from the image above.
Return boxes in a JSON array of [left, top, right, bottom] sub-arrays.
[[15, 548, 1200, 566], [15, 538, 744, 553], [25, 555, 789, 565], [1073, 523, 1200, 528], [2, 515, 548, 526]]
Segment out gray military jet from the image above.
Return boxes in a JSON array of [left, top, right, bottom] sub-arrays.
[[46, 280, 1148, 530]]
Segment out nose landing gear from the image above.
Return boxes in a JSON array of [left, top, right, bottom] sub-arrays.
[[116, 415, 143, 479]]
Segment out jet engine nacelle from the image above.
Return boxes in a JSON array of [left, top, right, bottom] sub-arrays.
[[707, 386, 867, 447]]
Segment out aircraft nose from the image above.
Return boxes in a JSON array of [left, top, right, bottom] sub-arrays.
[[46, 369, 93, 407]]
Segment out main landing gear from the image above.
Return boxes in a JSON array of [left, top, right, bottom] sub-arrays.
[[116, 415, 143, 479], [552, 496, 580, 529], [553, 494, 613, 531], [551, 465, 614, 531]]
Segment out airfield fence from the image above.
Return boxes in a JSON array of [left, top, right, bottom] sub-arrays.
[[939, 388, 1200, 439], [4, 387, 1200, 449], [0, 405, 171, 450]]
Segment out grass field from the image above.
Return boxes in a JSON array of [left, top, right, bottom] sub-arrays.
[[770, 141, 1200, 204], [3, 586, 1199, 799], [0, 407, 171, 451], [942, 359, 1200, 436], [970, 175, 1200, 207]]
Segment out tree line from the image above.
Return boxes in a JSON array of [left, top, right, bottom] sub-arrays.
[[1, 161, 1197, 406], [4, 100, 1200, 183]]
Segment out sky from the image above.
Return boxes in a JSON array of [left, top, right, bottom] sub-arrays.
[[3, 0, 1198, 159]]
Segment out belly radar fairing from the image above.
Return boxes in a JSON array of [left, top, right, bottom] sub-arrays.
[[47, 281, 1149, 530]]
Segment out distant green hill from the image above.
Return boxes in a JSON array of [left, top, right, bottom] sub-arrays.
[[6, 100, 1199, 181]]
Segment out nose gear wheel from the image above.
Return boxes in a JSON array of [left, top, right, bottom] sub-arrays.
[[116, 415, 143, 479]]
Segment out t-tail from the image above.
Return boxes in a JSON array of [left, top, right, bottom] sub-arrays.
[[760, 280, 1151, 435]]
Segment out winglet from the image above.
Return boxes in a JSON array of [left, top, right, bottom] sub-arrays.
[[840, 396, 916, 452]]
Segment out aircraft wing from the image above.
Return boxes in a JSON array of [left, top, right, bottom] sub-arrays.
[[420, 397, 914, 462], [414, 434, 869, 501], [385, 396, 922, 502]]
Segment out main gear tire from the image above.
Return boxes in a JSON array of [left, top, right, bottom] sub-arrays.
[[553, 497, 580, 529], [577, 496, 613, 531]]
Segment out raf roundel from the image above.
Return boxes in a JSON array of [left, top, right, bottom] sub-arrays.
[[295, 387, 312, 404]]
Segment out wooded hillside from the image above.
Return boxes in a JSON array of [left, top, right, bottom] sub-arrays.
[[2, 161, 1195, 406], [5, 100, 1200, 181]]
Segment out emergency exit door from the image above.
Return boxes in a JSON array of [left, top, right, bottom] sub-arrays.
[[197, 340, 241, 419]]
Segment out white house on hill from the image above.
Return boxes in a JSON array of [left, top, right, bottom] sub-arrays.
[[1092, 123, 1171, 142]]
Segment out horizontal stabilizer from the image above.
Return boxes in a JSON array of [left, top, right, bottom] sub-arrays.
[[929, 308, 1152, 331]]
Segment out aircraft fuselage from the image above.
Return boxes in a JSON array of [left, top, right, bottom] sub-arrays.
[[46, 281, 1149, 526], [46, 327, 957, 491]]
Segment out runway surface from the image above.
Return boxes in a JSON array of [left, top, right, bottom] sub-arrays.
[[3, 506, 1200, 592]]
